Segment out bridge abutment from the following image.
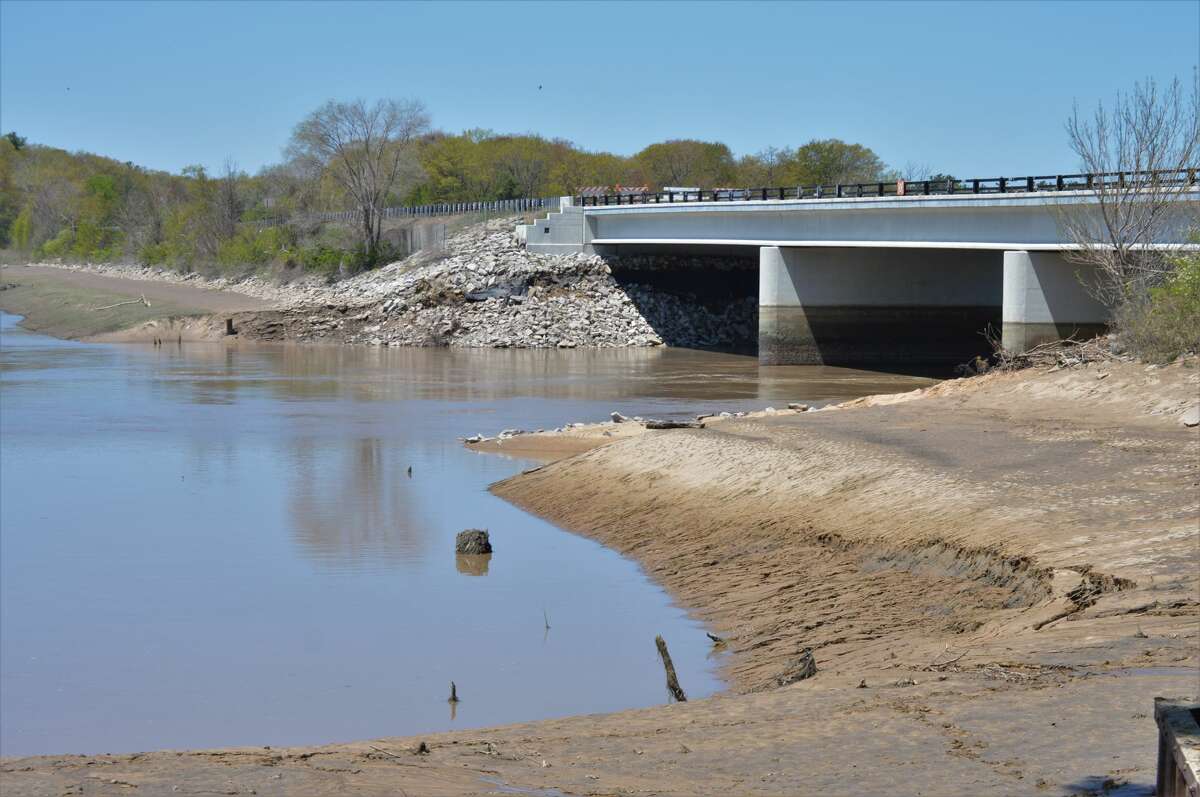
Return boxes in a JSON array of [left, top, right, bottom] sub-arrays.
[[758, 246, 1002, 365], [1001, 250, 1109, 353]]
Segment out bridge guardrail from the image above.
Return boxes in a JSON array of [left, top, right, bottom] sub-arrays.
[[575, 168, 1200, 207], [246, 196, 563, 229]]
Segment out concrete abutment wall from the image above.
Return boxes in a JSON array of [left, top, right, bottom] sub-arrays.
[[758, 246, 1002, 365]]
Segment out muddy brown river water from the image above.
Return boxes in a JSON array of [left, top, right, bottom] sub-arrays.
[[0, 312, 935, 757]]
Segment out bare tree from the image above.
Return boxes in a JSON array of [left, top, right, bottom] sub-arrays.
[[493, 136, 551, 198], [287, 99, 429, 261], [217, 158, 243, 240], [115, 171, 162, 258], [740, 146, 794, 186], [897, 161, 954, 182], [1060, 74, 1200, 305], [15, 158, 79, 246]]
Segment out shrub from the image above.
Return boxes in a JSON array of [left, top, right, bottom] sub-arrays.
[[139, 242, 170, 266], [296, 244, 345, 275], [1115, 248, 1200, 362], [72, 220, 123, 261], [216, 226, 293, 269], [37, 228, 75, 259], [8, 205, 32, 250]]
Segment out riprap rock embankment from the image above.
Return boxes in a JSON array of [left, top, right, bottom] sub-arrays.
[[28, 218, 757, 349]]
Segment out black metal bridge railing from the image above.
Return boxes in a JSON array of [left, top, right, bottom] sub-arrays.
[[576, 168, 1200, 207]]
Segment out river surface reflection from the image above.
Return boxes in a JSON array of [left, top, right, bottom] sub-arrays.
[[0, 312, 935, 756]]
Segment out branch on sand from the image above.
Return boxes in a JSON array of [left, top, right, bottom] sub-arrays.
[[656, 635, 687, 702], [645, 419, 705, 430], [92, 294, 150, 311]]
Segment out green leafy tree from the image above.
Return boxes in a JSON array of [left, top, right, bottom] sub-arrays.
[[548, 149, 633, 195], [0, 136, 21, 246], [9, 205, 32, 249], [787, 139, 887, 186], [416, 131, 504, 202], [634, 139, 735, 188], [72, 173, 124, 258], [491, 135, 564, 198]]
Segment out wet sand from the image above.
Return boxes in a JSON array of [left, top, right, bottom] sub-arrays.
[[4, 355, 1197, 795]]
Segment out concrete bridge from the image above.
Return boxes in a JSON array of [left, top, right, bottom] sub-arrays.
[[522, 173, 1199, 365]]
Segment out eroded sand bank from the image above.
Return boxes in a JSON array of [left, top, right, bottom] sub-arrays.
[[3, 358, 1197, 796]]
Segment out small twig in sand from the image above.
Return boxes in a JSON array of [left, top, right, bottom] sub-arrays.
[[924, 645, 970, 671], [92, 294, 150, 311], [366, 744, 423, 781], [368, 744, 407, 759], [655, 635, 687, 702]]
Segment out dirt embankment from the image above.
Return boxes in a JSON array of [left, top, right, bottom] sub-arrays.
[[3, 360, 1197, 796]]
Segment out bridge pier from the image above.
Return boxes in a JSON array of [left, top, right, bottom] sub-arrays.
[[1001, 250, 1109, 353], [758, 246, 1002, 366]]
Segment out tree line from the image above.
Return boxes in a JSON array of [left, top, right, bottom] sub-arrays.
[[0, 100, 933, 273]]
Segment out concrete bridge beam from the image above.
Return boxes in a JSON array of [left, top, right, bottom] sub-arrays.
[[1000, 250, 1109, 353], [758, 246, 1002, 366]]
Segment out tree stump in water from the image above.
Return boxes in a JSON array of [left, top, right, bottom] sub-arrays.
[[455, 529, 492, 554]]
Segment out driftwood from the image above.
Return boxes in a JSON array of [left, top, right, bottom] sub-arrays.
[[368, 744, 421, 761], [92, 294, 149, 311], [774, 648, 818, 687], [655, 635, 687, 702], [976, 327, 1119, 374], [706, 632, 725, 645], [448, 681, 459, 703], [648, 417, 700, 429]]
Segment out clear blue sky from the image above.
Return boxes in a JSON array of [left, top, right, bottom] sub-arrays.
[[1, 0, 1197, 178]]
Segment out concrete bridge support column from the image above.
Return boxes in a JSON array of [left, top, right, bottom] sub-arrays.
[[758, 246, 1002, 365], [1001, 251, 1109, 353]]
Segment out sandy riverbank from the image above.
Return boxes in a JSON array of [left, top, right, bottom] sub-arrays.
[[3, 355, 1196, 796], [0, 264, 271, 340]]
